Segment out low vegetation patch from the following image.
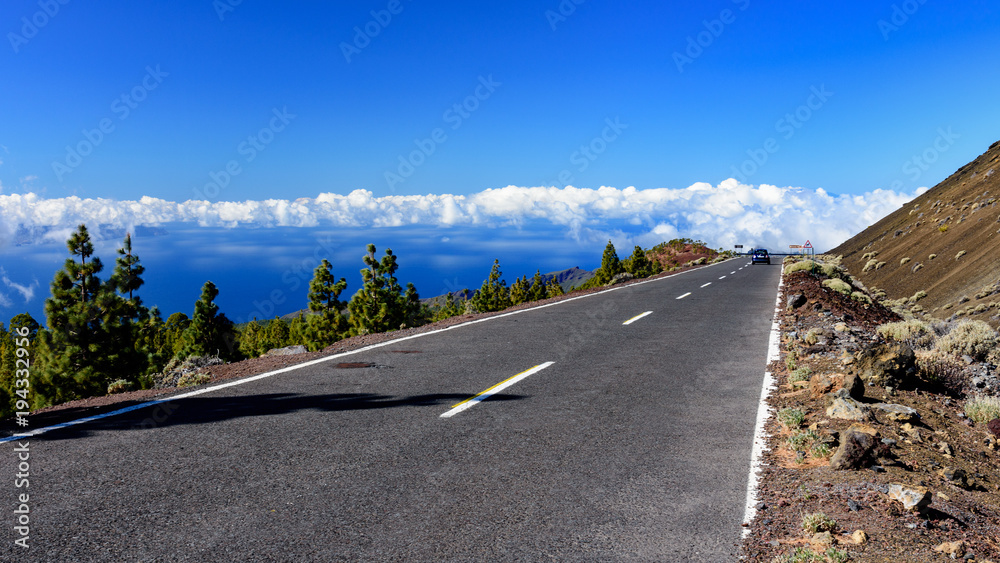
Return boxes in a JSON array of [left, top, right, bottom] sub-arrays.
[[936, 319, 998, 360], [965, 395, 1000, 423]]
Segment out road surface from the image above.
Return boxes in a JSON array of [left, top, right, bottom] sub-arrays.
[[2, 259, 782, 561]]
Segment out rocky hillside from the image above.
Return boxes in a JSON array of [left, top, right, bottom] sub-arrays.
[[831, 140, 1000, 327], [742, 255, 1000, 562]]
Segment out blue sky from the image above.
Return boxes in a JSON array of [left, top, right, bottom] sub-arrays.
[[2, 0, 999, 321]]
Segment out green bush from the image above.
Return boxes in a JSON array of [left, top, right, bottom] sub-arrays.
[[107, 379, 134, 395], [801, 512, 836, 533], [177, 372, 211, 388], [936, 320, 998, 360], [821, 278, 852, 296], [965, 396, 1000, 423], [850, 291, 872, 304], [778, 408, 805, 428], [790, 367, 812, 382], [785, 260, 819, 275]]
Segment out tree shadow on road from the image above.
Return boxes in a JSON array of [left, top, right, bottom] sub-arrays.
[[12, 392, 526, 442]]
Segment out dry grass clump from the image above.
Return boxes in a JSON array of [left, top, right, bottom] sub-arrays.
[[929, 253, 937, 260], [965, 396, 1000, 424], [877, 319, 934, 348], [900, 257, 911, 266], [955, 250, 967, 260], [936, 320, 998, 361], [908, 290, 928, 303]]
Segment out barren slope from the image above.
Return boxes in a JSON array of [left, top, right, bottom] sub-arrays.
[[831, 140, 1000, 326]]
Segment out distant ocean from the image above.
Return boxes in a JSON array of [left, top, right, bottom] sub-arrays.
[[1, 222, 610, 326]]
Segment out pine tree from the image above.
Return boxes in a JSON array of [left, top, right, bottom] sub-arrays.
[[238, 320, 265, 358], [164, 312, 190, 358], [102, 233, 150, 384], [263, 317, 291, 351], [625, 245, 657, 278], [178, 281, 238, 360], [34, 225, 114, 406], [529, 270, 547, 301], [471, 259, 511, 313], [545, 276, 565, 298], [595, 240, 623, 285], [302, 259, 347, 351], [348, 244, 421, 334], [509, 275, 531, 305]]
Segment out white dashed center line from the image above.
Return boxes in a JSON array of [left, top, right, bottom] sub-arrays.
[[719, 276, 727, 280], [676, 292, 691, 300], [700, 282, 712, 288]]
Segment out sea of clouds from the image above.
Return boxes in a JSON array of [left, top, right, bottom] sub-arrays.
[[0, 180, 923, 251]]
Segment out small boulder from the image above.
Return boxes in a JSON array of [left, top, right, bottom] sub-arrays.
[[939, 467, 968, 488], [872, 403, 920, 423], [855, 342, 916, 388], [829, 429, 876, 470], [264, 345, 309, 357], [851, 530, 868, 544], [887, 483, 932, 512], [809, 532, 834, 550], [834, 322, 849, 333], [810, 374, 834, 398], [988, 418, 1000, 438], [827, 395, 871, 421], [787, 293, 807, 310], [841, 373, 865, 400]]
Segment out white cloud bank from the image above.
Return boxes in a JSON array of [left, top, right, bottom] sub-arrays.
[[0, 180, 925, 252]]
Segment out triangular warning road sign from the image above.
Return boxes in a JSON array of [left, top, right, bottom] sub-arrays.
[[803, 240, 813, 248]]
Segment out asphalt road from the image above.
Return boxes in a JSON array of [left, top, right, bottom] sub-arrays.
[[2, 259, 782, 562]]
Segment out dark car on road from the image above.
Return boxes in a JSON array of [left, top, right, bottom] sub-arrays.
[[751, 249, 770, 265]]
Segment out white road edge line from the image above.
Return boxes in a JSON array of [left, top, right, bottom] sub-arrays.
[[676, 292, 691, 300], [622, 311, 653, 325], [742, 269, 784, 536], [440, 362, 555, 418], [0, 258, 739, 443]]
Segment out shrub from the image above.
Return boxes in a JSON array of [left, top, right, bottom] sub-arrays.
[[779, 408, 805, 428], [803, 328, 824, 345], [955, 250, 967, 260], [790, 367, 812, 382], [821, 278, 851, 296], [785, 260, 819, 275], [850, 291, 872, 304], [877, 319, 934, 348], [785, 349, 798, 371], [936, 320, 998, 360], [177, 372, 212, 388], [900, 257, 911, 266], [107, 379, 134, 395], [811, 443, 832, 458], [965, 396, 1000, 423], [862, 259, 879, 273], [939, 225, 948, 233], [801, 512, 837, 533], [788, 430, 820, 450]]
